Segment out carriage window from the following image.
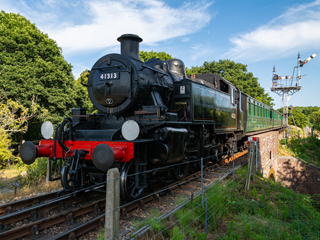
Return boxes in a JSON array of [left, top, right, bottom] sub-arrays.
[[220, 80, 229, 93], [260, 106, 261, 117]]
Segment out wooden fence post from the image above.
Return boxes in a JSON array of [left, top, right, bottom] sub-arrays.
[[105, 168, 120, 240], [246, 140, 256, 190]]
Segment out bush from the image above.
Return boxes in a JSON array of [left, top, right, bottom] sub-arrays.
[[18, 158, 61, 186], [21, 158, 48, 185], [0, 129, 16, 168], [286, 136, 320, 167]]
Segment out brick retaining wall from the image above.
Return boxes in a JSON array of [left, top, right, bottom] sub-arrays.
[[251, 131, 320, 195], [251, 131, 279, 179]]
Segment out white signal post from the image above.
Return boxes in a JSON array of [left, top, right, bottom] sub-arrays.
[[271, 52, 316, 136]]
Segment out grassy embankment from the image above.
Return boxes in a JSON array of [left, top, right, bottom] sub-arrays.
[[279, 129, 320, 168], [126, 166, 320, 240]]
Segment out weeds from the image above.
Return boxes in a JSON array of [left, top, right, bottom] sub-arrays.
[[280, 136, 320, 167], [135, 165, 320, 240], [0, 157, 62, 202]]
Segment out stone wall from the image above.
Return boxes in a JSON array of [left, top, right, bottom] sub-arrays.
[[250, 131, 320, 195], [251, 131, 279, 180]]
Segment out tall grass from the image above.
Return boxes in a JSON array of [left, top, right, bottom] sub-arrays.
[[280, 135, 320, 167], [133, 165, 320, 240]]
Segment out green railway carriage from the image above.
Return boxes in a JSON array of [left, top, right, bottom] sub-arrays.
[[185, 74, 283, 138], [246, 96, 283, 132]]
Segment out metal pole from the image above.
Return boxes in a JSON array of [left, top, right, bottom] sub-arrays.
[[232, 149, 235, 197], [46, 158, 50, 184], [205, 192, 208, 236], [255, 140, 258, 175], [253, 141, 257, 181], [201, 157, 204, 208], [246, 141, 255, 190]]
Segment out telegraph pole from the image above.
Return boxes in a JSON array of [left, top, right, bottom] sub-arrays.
[[271, 52, 316, 136]]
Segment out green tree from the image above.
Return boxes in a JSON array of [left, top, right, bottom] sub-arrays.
[[139, 51, 173, 62], [186, 60, 274, 107], [292, 106, 320, 127], [0, 11, 89, 141], [0, 129, 12, 167], [278, 107, 309, 128], [290, 109, 309, 128], [294, 106, 320, 116], [310, 110, 320, 131], [75, 69, 96, 113], [0, 91, 43, 166]]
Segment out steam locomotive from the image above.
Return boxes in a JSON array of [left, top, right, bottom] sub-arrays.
[[20, 34, 283, 201]]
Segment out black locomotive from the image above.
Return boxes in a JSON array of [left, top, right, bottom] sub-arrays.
[[20, 34, 282, 201]]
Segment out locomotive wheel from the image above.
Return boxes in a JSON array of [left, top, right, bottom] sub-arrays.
[[158, 171, 175, 183], [61, 165, 80, 191], [173, 160, 190, 180], [120, 159, 146, 201]]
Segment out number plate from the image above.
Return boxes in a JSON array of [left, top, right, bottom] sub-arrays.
[[100, 72, 120, 80]]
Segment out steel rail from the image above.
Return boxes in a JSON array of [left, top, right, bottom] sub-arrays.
[[0, 191, 64, 216], [0, 191, 103, 231], [0, 199, 106, 240]]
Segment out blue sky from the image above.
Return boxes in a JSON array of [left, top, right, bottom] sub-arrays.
[[1, 0, 319, 109]]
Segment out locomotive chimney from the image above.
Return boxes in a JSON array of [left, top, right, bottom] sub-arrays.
[[117, 34, 143, 61]]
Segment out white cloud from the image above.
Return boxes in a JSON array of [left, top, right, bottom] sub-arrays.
[[0, 0, 212, 54], [191, 44, 203, 50], [181, 36, 190, 42], [226, 0, 320, 62], [190, 44, 213, 61]]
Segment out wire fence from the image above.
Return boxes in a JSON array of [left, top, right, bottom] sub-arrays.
[[102, 143, 256, 240]]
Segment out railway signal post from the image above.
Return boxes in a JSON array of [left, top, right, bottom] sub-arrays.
[[271, 52, 316, 137]]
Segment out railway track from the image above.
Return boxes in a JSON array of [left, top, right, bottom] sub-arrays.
[[0, 191, 64, 216], [0, 184, 105, 240], [0, 151, 248, 239]]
